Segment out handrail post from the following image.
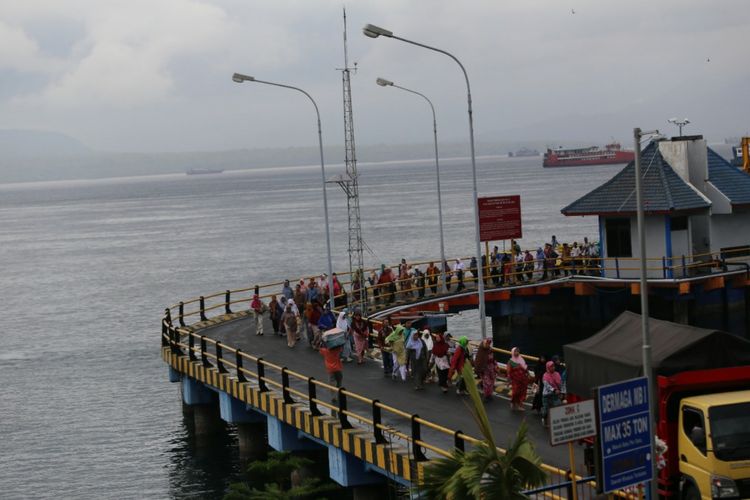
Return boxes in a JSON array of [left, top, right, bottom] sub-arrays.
[[411, 415, 427, 461], [199, 296, 207, 321], [372, 400, 387, 444], [662, 256, 667, 279], [236, 349, 246, 382], [216, 341, 227, 374], [178, 302, 186, 327], [200, 336, 209, 367], [188, 333, 197, 361], [566, 470, 574, 499], [682, 254, 687, 277], [337, 389, 352, 429], [257, 358, 268, 392], [281, 367, 294, 404], [225, 290, 232, 314], [308, 377, 321, 416], [615, 258, 620, 279], [161, 320, 168, 348], [164, 308, 172, 326], [454, 430, 465, 453]]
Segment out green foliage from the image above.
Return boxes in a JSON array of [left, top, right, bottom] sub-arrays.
[[224, 451, 339, 500], [421, 365, 547, 499]]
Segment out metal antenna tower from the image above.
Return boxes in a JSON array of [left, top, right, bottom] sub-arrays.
[[333, 7, 366, 311]]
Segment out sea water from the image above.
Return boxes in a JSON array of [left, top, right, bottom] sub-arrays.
[[0, 156, 622, 498]]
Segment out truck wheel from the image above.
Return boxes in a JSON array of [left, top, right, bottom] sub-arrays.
[[683, 484, 700, 500]]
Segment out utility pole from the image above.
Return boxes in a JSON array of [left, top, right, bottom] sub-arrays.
[[633, 127, 659, 500], [333, 8, 367, 313]]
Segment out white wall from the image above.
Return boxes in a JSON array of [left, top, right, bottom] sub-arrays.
[[601, 215, 668, 278], [710, 213, 750, 251]]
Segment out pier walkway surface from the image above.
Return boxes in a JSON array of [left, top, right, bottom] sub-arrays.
[[204, 314, 573, 467], [162, 248, 750, 496]]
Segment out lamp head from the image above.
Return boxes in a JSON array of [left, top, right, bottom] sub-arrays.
[[376, 77, 393, 87], [232, 73, 255, 83], [363, 24, 393, 38]]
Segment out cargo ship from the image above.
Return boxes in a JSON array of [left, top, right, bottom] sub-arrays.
[[542, 142, 634, 167], [508, 147, 540, 157], [186, 168, 224, 175]]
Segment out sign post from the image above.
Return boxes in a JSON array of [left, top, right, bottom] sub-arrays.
[[596, 376, 653, 494], [548, 400, 597, 500]]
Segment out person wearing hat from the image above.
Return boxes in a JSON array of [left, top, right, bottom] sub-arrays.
[[448, 336, 473, 395]]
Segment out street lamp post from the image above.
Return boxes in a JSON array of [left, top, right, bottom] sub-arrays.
[[363, 24, 487, 339], [375, 77, 447, 293], [633, 127, 660, 500], [232, 73, 336, 311]]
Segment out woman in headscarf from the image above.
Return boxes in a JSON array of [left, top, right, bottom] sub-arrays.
[[336, 310, 353, 362], [385, 324, 407, 381], [350, 310, 369, 364], [306, 300, 323, 349], [541, 360, 562, 427], [474, 338, 496, 402], [376, 318, 394, 377], [406, 328, 429, 390], [531, 354, 547, 413], [430, 332, 451, 393], [268, 294, 281, 335], [507, 347, 529, 411], [288, 298, 302, 342], [281, 303, 298, 348], [448, 336, 473, 395]]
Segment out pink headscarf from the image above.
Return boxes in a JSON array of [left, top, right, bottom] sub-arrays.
[[509, 347, 527, 369], [543, 360, 561, 389]]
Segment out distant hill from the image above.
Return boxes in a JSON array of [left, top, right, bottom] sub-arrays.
[[0, 129, 92, 157]]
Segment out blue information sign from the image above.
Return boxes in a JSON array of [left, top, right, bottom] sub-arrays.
[[597, 376, 653, 493]]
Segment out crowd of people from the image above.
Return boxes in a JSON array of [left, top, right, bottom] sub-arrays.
[[244, 236, 579, 423], [249, 279, 568, 425], [359, 236, 600, 306]]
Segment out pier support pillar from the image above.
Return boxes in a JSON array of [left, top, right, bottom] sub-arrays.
[[193, 404, 222, 437], [328, 446, 384, 487], [352, 484, 389, 500], [267, 416, 323, 452], [219, 392, 265, 424], [168, 366, 180, 383], [672, 300, 690, 325], [237, 423, 267, 461], [181, 377, 215, 406], [491, 315, 512, 345]]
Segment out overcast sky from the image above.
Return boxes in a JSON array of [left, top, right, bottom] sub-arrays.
[[1, 0, 749, 153]]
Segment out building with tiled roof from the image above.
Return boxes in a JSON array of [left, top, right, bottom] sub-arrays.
[[562, 135, 750, 278]]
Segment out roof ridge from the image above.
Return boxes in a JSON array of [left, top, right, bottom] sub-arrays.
[[655, 151, 674, 210]]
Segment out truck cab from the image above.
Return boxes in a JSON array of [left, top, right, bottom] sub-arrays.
[[678, 390, 750, 499]]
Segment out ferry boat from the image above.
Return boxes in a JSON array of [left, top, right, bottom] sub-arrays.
[[508, 147, 540, 158], [543, 142, 635, 168], [186, 168, 224, 175]]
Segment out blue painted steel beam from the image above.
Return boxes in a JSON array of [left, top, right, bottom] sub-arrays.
[[267, 416, 324, 452], [218, 392, 265, 424], [328, 446, 385, 487], [181, 377, 215, 406]]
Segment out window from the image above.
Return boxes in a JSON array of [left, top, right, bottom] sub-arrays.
[[605, 218, 632, 257], [682, 407, 707, 455], [671, 216, 688, 231]]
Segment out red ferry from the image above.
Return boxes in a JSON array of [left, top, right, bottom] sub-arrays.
[[542, 142, 634, 167]]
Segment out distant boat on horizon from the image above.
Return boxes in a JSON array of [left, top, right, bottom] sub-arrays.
[[543, 142, 634, 167], [508, 147, 540, 158], [186, 168, 224, 175]]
